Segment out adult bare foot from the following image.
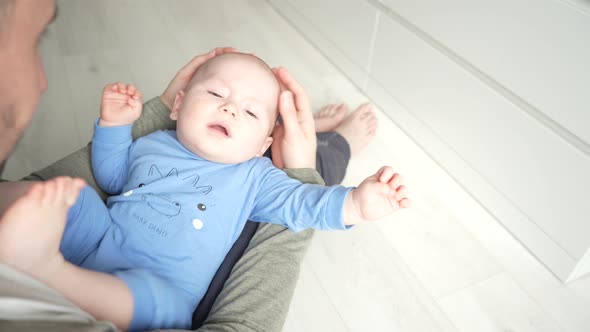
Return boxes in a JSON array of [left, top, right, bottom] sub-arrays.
[[313, 103, 348, 132], [0, 177, 85, 279], [334, 103, 377, 155]]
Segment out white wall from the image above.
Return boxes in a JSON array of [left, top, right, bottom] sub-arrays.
[[269, 0, 590, 282]]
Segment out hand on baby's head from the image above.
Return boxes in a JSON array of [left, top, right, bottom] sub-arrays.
[[99, 82, 143, 127]]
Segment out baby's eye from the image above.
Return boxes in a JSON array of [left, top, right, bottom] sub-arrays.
[[208, 91, 223, 98], [245, 110, 258, 119], [139, 183, 145, 188]]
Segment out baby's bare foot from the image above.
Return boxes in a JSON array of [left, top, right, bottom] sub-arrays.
[[314, 103, 348, 132], [0, 177, 85, 278], [334, 103, 377, 155]]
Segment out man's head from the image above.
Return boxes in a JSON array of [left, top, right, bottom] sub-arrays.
[[0, 0, 56, 166], [170, 52, 280, 164]]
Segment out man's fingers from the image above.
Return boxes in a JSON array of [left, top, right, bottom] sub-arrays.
[[179, 52, 216, 76], [276, 68, 313, 123], [272, 67, 287, 92], [277, 68, 303, 97], [179, 47, 238, 78], [278, 91, 299, 134], [214, 47, 237, 56], [278, 91, 297, 127]]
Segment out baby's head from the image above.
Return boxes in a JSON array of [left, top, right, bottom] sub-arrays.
[[170, 53, 280, 164]]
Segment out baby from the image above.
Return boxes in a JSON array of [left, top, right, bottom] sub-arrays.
[[61, 53, 409, 330]]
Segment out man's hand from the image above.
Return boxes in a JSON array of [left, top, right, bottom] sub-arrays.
[[344, 166, 410, 225], [160, 47, 237, 110], [99, 83, 143, 127], [271, 67, 317, 169]]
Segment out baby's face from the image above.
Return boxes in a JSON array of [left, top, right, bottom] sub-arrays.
[[170, 53, 280, 164]]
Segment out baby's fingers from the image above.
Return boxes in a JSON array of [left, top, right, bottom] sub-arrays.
[[127, 97, 142, 111], [393, 185, 407, 199], [126, 84, 142, 100], [116, 82, 127, 94], [127, 84, 136, 96], [387, 194, 401, 210], [376, 166, 395, 183], [387, 173, 403, 190], [399, 198, 411, 208]]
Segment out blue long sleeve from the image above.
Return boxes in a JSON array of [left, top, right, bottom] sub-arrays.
[[250, 165, 353, 232], [91, 119, 134, 195], [79, 129, 355, 330]]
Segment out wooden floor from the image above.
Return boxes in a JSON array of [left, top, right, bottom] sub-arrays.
[[4, 1, 590, 331]]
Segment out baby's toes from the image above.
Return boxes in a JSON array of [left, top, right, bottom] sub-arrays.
[[40, 179, 58, 205], [367, 111, 377, 123], [331, 104, 344, 116], [64, 179, 84, 206], [53, 177, 73, 205], [366, 116, 377, 132], [325, 104, 337, 116], [26, 182, 45, 202], [368, 121, 378, 135], [72, 178, 86, 191], [335, 104, 348, 117], [358, 103, 373, 119]]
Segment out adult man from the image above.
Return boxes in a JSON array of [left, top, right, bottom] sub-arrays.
[[0, 0, 52, 173], [0, 0, 327, 330]]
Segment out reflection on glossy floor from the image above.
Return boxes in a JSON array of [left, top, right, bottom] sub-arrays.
[[4, 1, 589, 331]]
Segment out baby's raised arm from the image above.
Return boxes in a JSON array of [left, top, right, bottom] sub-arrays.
[[91, 83, 143, 194], [343, 166, 409, 226]]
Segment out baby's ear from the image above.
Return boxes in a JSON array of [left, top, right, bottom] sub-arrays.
[[256, 136, 273, 157], [170, 90, 185, 120]]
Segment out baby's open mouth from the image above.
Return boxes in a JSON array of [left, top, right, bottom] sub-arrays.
[[208, 124, 229, 137]]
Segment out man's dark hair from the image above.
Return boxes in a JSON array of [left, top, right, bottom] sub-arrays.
[[0, 0, 15, 44]]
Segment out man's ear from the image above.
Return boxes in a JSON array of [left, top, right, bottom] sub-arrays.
[[256, 136, 274, 157], [170, 90, 185, 120]]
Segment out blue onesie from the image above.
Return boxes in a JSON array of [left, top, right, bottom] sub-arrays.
[[59, 121, 353, 331]]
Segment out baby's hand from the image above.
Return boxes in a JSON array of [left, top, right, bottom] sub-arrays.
[[346, 166, 409, 225], [99, 82, 143, 127]]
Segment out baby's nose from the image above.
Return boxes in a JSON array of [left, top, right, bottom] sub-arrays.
[[220, 104, 239, 118], [223, 107, 236, 117]]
